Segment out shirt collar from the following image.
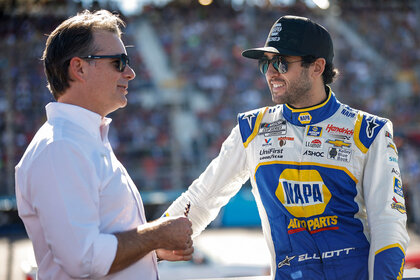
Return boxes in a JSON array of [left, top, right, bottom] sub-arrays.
[[282, 86, 340, 126], [45, 102, 112, 140]]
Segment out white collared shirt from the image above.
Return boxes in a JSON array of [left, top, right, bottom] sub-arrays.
[[15, 102, 158, 280]]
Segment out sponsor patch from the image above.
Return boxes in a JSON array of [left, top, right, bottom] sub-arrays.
[[366, 117, 380, 138], [326, 124, 354, 137], [303, 150, 325, 158], [341, 108, 356, 118], [387, 143, 398, 154], [259, 148, 283, 160], [388, 155, 398, 165], [288, 215, 338, 234], [307, 126, 323, 137], [268, 23, 282, 43], [259, 119, 287, 137], [262, 138, 273, 146], [242, 113, 256, 129], [392, 168, 400, 177], [276, 169, 331, 217], [326, 139, 351, 148], [305, 139, 323, 149], [298, 112, 312, 124], [394, 177, 403, 197], [278, 255, 295, 268], [278, 136, 294, 148], [328, 148, 352, 162], [391, 197, 406, 214]]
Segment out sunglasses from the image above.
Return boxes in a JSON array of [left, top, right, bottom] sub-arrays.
[[258, 56, 303, 75], [80, 53, 130, 72]]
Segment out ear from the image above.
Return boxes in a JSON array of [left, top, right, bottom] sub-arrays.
[[312, 58, 326, 79], [68, 57, 88, 82]]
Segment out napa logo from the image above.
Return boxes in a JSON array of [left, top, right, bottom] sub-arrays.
[[298, 112, 312, 124], [394, 177, 403, 197], [276, 169, 331, 217]]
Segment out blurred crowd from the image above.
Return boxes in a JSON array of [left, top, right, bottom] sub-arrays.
[[0, 2, 419, 229]]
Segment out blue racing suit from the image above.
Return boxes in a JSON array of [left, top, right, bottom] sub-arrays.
[[165, 88, 409, 279]]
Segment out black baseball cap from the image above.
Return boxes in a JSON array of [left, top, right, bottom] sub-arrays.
[[242, 15, 334, 64]]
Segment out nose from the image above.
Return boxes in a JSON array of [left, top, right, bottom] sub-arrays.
[[124, 65, 136, 80], [266, 62, 278, 75]]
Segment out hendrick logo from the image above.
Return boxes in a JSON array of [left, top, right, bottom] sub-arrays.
[[326, 124, 354, 137]]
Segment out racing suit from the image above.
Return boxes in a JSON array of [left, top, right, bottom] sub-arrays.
[[164, 88, 409, 279]]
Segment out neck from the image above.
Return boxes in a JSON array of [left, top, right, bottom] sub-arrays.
[[288, 83, 328, 109]]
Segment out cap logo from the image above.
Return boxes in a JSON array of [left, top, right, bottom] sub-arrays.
[[268, 23, 282, 43]]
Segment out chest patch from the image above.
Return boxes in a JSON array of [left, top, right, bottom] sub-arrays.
[[276, 169, 331, 217]]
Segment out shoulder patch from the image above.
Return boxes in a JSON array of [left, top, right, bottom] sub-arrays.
[[354, 112, 388, 153], [238, 107, 268, 148]]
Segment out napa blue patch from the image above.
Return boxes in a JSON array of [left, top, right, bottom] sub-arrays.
[[394, 177, 403, 197]]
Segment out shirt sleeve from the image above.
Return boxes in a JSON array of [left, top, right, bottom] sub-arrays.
[[164, 125, 250, 237], [362, 120, 410, 280], [27, 140, 117, 279]]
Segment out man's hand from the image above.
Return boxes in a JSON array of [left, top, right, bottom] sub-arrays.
[[155, 216, 193, 251], [156, 247, 194, 262], [109, 216, 193, 274]]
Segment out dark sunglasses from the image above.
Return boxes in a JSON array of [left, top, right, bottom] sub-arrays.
[[80, 53, 130, 72], [258, 56, 303, 75]]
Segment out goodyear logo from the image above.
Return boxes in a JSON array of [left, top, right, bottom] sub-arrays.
[[276, 169, 331, 217], [298, 113, 312, 124]]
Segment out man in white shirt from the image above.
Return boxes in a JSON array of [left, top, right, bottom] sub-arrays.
[[15, 10, 193, 280]]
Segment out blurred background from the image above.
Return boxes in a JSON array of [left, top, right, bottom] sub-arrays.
[[1, 0, 420, 279]]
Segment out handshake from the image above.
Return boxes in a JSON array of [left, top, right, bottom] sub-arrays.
[[154, 202, 194, 262]]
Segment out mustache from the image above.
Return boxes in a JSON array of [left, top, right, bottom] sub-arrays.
[[270, 78, 286, 84]]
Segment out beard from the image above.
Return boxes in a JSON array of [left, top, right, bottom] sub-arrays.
[[270, 67, 312, 106]]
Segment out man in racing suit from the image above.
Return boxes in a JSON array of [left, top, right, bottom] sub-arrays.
[[164, 15, 409, 279]]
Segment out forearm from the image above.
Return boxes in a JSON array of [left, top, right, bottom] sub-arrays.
[[108, 223, 158, 274], [108, 217, 192, 275]]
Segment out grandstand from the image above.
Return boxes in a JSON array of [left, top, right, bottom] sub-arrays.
[[0, 0, 419, 229]]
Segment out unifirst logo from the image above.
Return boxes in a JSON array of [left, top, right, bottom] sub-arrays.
[[276, 169, 331, 217]]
